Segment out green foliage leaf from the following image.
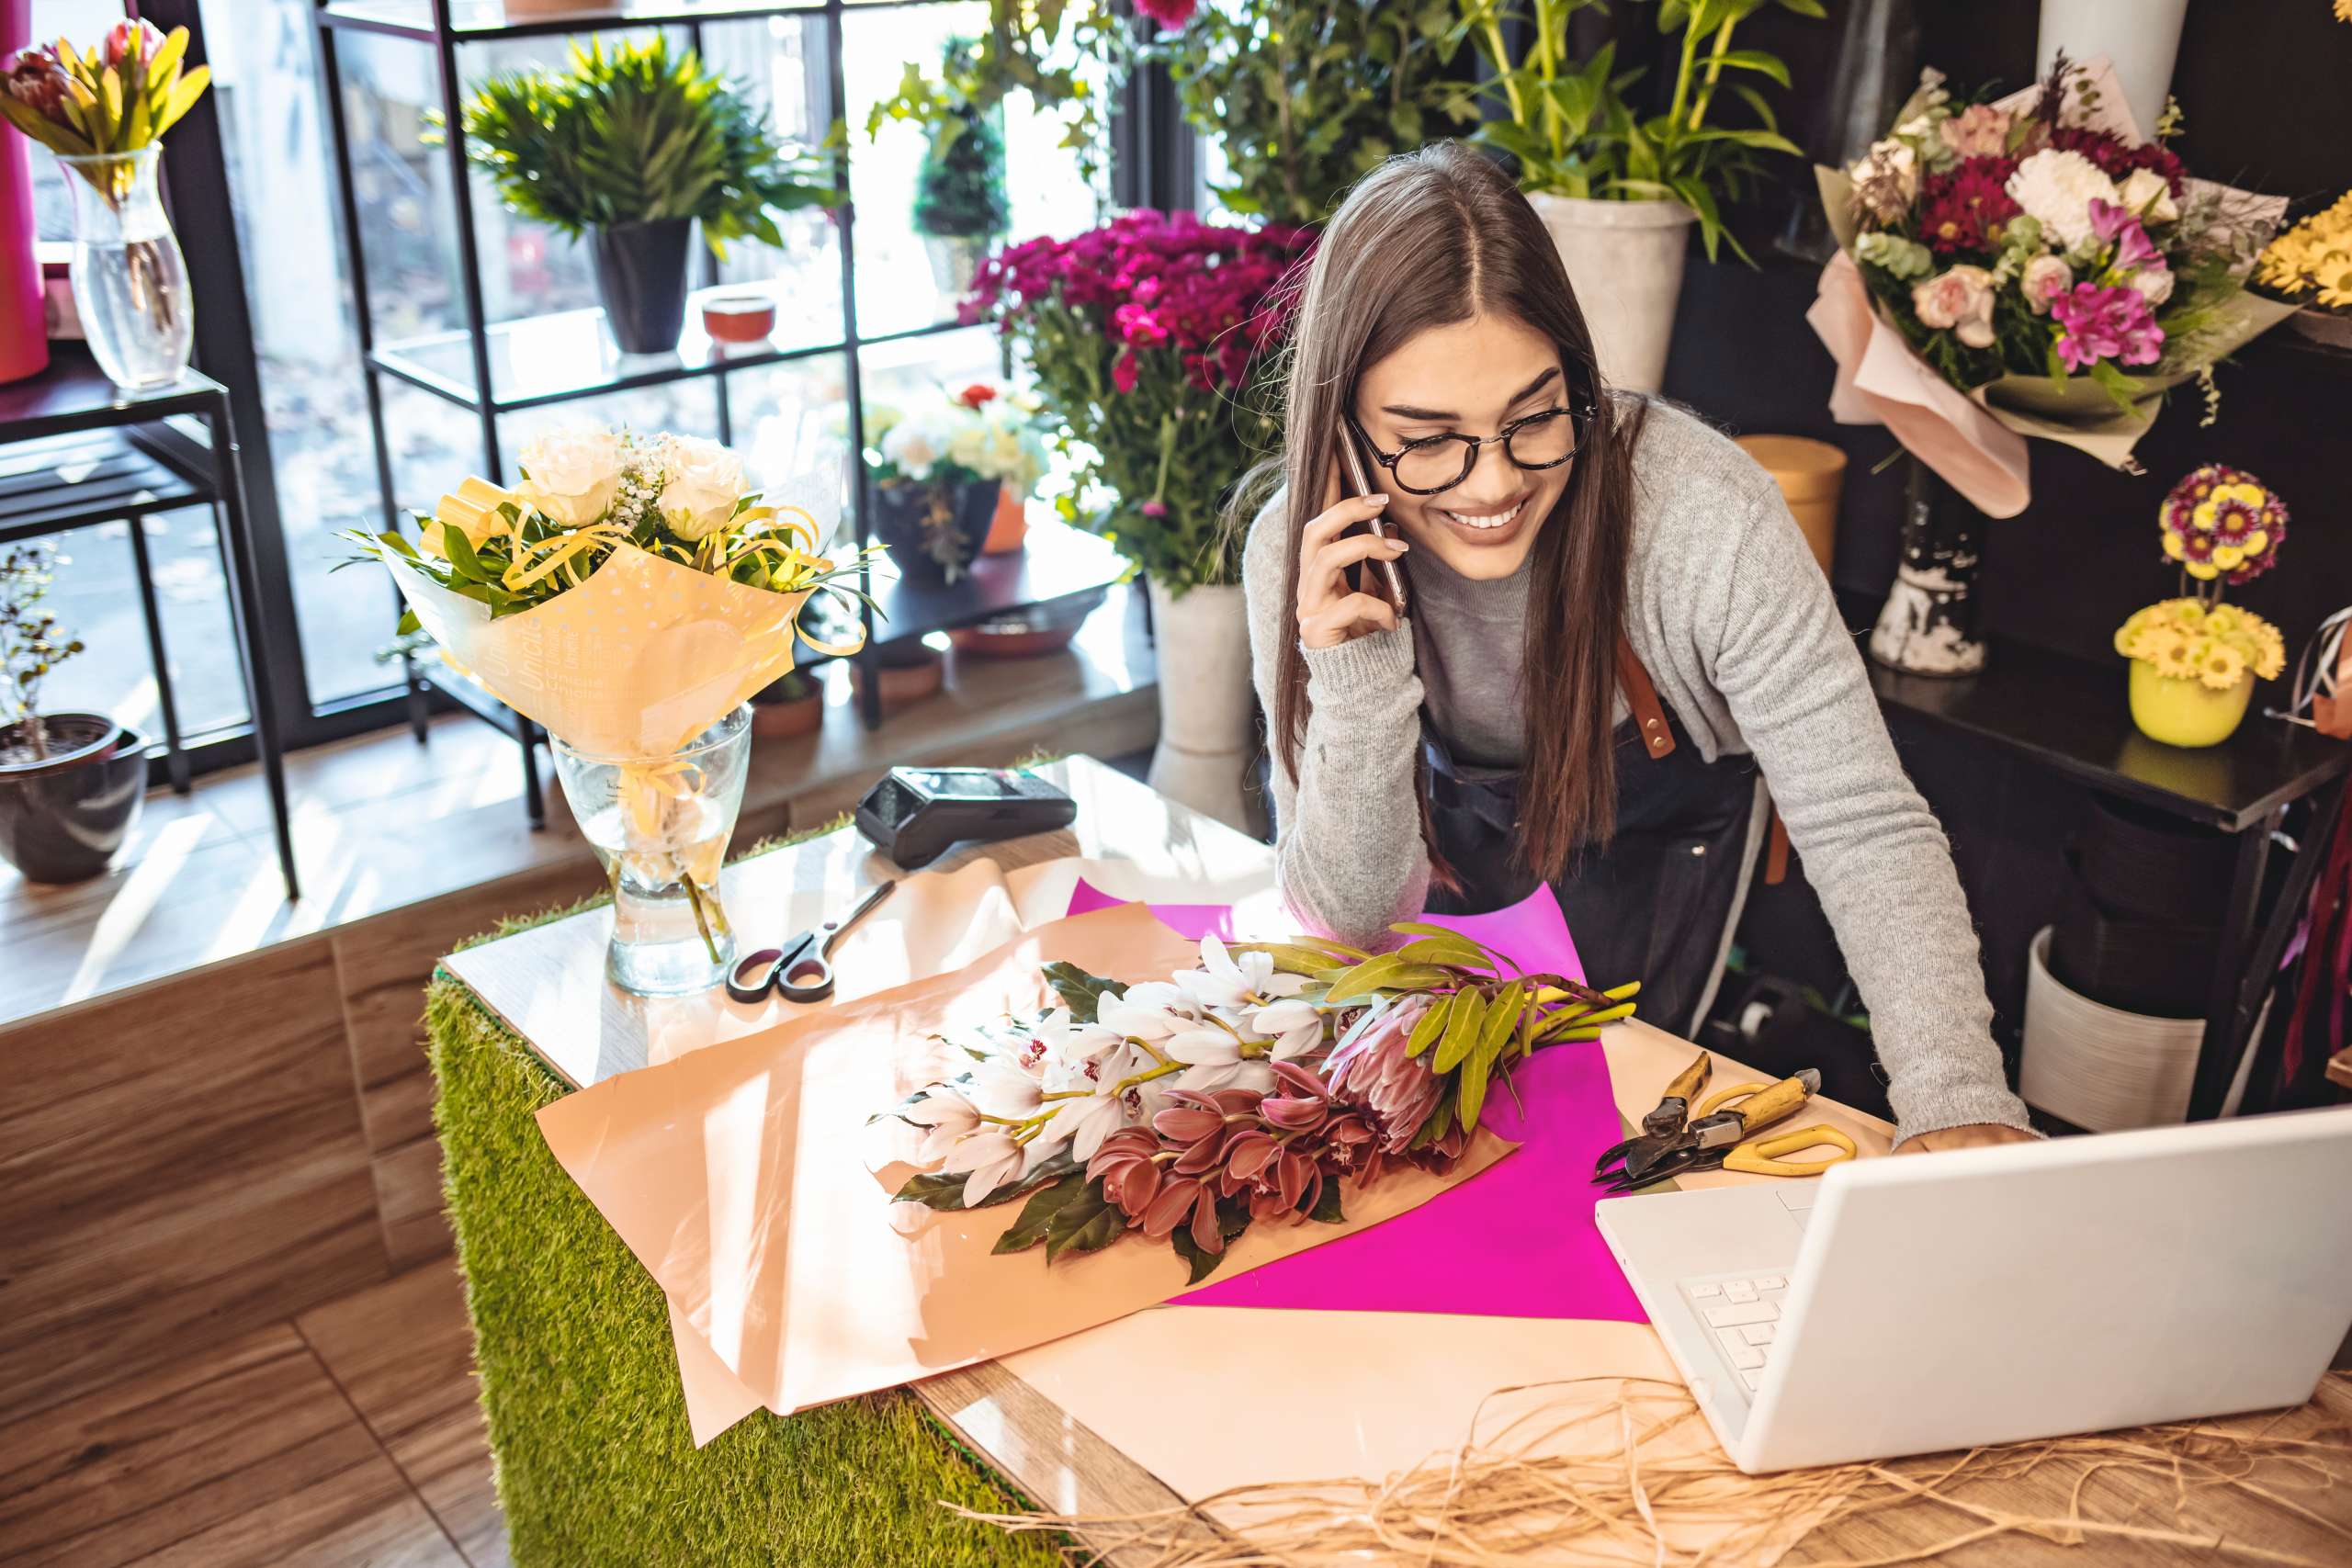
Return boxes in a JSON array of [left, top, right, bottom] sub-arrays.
[[992, 1171, 1089, 1255], [1308, 1182, 1345, 1224], [1393, 935, 1490, 970], [1406, 996, 1453, 1059], [1327, 953, 1408, 1004], [1040, 961, 1118, 1024], [1044, 1178, 1124, 1260], [1433, 987, 1487, 1074], [894, 1169, 972, 1210], [1168, 1200, 1253, 1283]]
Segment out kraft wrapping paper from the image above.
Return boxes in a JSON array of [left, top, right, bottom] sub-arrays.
[[388, 542, 818, 760], [536, 901, 1520, 1428], [1807, 58, 2292, 517]]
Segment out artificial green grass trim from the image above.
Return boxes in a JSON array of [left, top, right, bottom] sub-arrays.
[[427, 814, 1059, 1567]]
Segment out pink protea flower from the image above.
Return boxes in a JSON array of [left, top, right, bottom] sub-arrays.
[[2, 47, 70, 123], [2050, 282, 2164, 371], [104, 18, 164, 71], [1324, 998, 1442, 1152]]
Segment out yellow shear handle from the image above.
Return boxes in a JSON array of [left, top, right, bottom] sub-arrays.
[[1698, 1073, 1810, 1129], [1662, 1052, 1712, 1106], [1723, 1124, 1858, 1178]]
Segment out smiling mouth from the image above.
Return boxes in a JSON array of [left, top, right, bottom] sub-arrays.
[[1438, 495, 1530, 533]]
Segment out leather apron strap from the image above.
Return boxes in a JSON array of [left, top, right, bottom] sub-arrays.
[[1617, 635, 1677, 761]]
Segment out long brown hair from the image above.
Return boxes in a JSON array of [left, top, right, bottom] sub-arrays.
[[1241, 141, 1647, 883]]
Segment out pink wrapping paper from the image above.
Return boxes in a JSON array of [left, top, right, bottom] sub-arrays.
[[1067, 881, 1645, 1322]]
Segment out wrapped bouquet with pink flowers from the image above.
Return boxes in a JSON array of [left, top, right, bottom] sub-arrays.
[[1809, 54, 2294, 517], [881, 922, 1638, 1280]]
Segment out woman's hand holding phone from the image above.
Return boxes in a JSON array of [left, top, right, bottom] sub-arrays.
[[1296, 489, 1410, 650]]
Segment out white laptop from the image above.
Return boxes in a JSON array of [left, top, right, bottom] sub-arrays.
[[1594, 1107, 2352, 1473]]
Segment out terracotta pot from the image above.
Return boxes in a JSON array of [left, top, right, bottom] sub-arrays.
[[750, 686, 824, 739], [1735, 434, 1846, 576], [849, 645, 946, 709], [1524, 193, 1696, 394], [981, 483, 1028, 555], [2128, 660, 2252, 749], [949, 623, 1078, 658], [0, 713, 146, 883]]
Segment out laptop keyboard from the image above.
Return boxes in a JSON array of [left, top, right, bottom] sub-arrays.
[[1677, 1273, 1791, 1393]]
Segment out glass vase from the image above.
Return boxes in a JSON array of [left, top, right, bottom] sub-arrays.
[[1868, 456, 1988, 677], [58, 149, 193, 392], [551, 705, 751, 997]]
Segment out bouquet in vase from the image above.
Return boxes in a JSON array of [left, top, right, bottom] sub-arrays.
[[863, 382, 1048, 580], [883, 921, 1638, 1280], [1810, 54, 2294, 518], [342, 429, 883, 987]]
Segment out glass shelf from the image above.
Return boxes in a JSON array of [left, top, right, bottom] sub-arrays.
[[368, 299, 969, 412], [318, 0, 835, 43]]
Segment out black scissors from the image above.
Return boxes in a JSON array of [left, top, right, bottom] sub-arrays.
[[727, 880, 897, 1004]]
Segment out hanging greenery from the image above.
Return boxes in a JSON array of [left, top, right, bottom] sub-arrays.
[[913, 39, 1012, 241]]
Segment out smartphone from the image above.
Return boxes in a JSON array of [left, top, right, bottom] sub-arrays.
[[1335, 423, 1409, 617]]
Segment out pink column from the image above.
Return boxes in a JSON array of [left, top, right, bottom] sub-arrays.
[[0, 0, 50, 384]]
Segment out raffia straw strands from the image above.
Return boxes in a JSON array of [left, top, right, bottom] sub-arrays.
[[949, 1372, 2352, 1568]]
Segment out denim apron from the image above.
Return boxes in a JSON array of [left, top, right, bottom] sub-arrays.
[[1421, 639, 1767, 1037]]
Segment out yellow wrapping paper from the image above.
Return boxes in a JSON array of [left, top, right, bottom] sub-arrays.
[[389, 542, 826, 759], [534, 901, 1520, 1424]]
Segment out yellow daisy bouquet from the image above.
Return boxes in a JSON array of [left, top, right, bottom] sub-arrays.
[[2115, 466, 2290, 747], [2254, 189, 2352, 346]]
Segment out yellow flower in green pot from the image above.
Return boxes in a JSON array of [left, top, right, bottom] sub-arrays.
[[2115, 599, 2287, 748]]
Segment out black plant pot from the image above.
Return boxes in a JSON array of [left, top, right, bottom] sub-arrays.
[[591, 219, 694, 354], [0, 714, 148, 883], [869, 475, 998, 581]]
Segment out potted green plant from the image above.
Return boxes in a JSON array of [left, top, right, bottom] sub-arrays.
[[0, 542, 146, 884], [912, 39, 1010, 299], [1147, 1, 1483, 225], [1467, 0, 1815, 391], [458, 38, 837, 354]]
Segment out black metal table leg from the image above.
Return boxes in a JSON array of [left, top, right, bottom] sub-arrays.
[[207, 395, 299, 898], [2207, 778, 2352, 1115], [123, 512, 190, 794], [2186, 806, 2282, 1119], [402, 650, 431, 742], [519, 716, 547, 829]]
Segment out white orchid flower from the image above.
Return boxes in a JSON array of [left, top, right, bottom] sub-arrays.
[[1176, 1059, 1275, 1095], [1163, 1028, 1242, 1066], [903, 1087, 981, 1162], [1043, 1088, 1132, 1162], [966, 1056, 1043, 1120], [1250, 998, 1325, 1060], [1097, 988, 1182, 1041], [941, 1131, 1023, 1205]]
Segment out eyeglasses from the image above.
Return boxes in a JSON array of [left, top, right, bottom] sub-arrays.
[[1348, 399, 1589, 497]]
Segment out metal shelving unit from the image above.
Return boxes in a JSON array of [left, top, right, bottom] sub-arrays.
[[310, 0, 1114, 821]]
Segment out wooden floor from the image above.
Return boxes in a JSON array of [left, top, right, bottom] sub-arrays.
[[0, 1261, 502, 1568]]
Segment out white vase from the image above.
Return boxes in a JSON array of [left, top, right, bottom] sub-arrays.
[[1145, 578, 1258, 833], [2036, 0, 2189, 140], [1524, 193, 1697, 395]]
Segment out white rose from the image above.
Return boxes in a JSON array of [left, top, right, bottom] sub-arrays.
[[658, 435, 748, 541], [2005, 149, 2120, 250], [515, 427, 623, 527], [1849, 137, 1918, 200], [2131, 266, 2177, 307], [2021, 254, 2074, 315], [880, 419, 941, 481], [2118, 167, 2179, 225]]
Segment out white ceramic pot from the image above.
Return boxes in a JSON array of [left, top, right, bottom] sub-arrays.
[[2036, 0, 2189, 140], [1145, 578, 1257, 833], [1525, 193, 1697, 395], [2018, 927, 2204, 1130]]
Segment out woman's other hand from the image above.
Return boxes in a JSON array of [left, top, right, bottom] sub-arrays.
[[1895, 1122, 2038, 1155], [1296, 491, 1410, 650]]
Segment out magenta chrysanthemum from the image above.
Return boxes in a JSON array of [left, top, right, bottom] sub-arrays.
[[1918, 155, 2020, 254]]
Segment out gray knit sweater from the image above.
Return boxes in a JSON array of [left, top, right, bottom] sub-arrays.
[[1242, 400, 2032, 1143]]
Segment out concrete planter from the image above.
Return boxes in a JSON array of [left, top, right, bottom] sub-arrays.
[[1145, 578, 1255, 833], [1525, 194, 1697, 394]]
